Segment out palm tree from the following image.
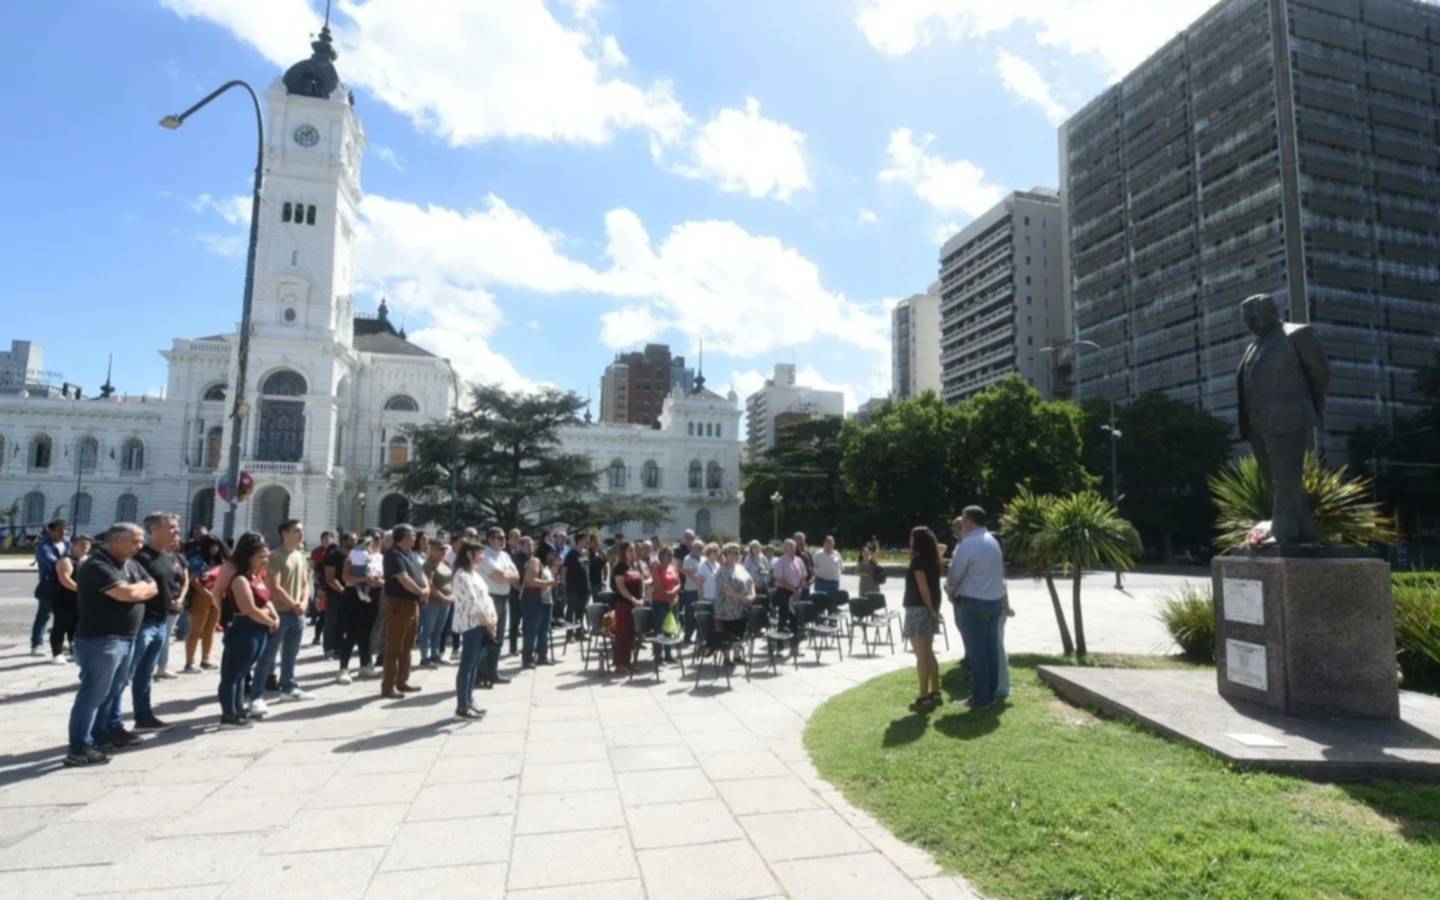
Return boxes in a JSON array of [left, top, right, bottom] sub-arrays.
[[1210, 453, 1397, 553], [1000, 487, 1074, 656], [1035, 491, 1142, 659]]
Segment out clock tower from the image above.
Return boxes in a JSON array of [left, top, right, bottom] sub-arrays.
[[250, 22, 365, 349]]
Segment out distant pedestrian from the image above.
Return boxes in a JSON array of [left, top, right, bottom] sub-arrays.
[[813, 535, 843, 597], [451, 540, 496, 716], [32, 519, 69, 656], [419, 537, 454, 667], [562, 531, 591, 628], [715, 543, 755, 665], [856, 542, 884, 596], [250, 519, 314, 713], [611, 540, 642, 676], [217, 532, 278, 728], [65, 523, 156, 766], [380, 524, 428, 698], [478, 528, 519, 687], [183, 536, 228, 672], [50, 533, 93, 664], [152, 526, 190, 681], [520, 542, 557, 669], [129, 512, 186, 730]]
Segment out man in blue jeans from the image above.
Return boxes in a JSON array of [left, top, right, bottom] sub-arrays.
[[66, 522, 156, 767], [946, 506, 1009, 708], [31, 519, 70, 655], [250, 519, 315, 715], [130, 512, 188, 731]]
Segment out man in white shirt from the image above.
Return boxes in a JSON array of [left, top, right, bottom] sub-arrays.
[[945, 506, 1008, 708], [478, 528, 519, 686], [680, 541, 703, 644]]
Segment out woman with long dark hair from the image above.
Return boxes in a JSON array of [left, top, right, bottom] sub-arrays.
[[217, 532, 279, 728], [520, 542, 557, 668], [451, 540, 496, 717], [610, 540, 642, 676], [902, 526, 943, 713], [183, 536, 229, 672]]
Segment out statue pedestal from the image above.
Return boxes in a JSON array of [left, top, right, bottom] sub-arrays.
[[1212, 555, 1398, 719]]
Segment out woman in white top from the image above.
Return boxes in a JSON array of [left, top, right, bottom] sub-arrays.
[[697, 542, 722, 605], [452, 540, 497, 718], [813, 535, 844, 597]]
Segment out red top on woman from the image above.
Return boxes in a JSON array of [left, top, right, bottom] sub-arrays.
[[652, 564, 680, 604], [226, 574, 270, 608]]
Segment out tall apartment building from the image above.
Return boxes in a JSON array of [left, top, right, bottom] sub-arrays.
[[598, 343, 695, 427], [1060, 0, 1440, 456], [744, 363, 845, 456], [938, 189, 1066, 401], [891, 283, 942, 399]]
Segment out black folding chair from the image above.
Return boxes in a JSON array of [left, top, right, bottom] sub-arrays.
[[582, 601, 612, 672], [692, 608, 732, 690]]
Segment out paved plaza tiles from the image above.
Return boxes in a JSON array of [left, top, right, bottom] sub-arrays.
[[0, 572, 1187, 898]]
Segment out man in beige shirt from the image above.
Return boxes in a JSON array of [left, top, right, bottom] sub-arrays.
[[250, 519, 316, 714]]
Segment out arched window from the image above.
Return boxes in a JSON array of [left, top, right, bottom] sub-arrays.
[[29, 434, 52, 471], [70, 492, 92, 526], [191, 488, 214, 533], [257, 370, 307, 462], [116, 493, 138, 523], [306, 204, 317, 226], [282, 201, 293, 223], [715, 423, 722, 439], [202, 384, 227, 402], [695, 508, 712, 538], [378, 493, 410, 529], [608, 459, 627, 489], [706, 460, 723, 490], [22, 491, 45, 525], [120, 437, 144, 473], [384, 395, 419, 412], [387, 436, 410, 467], [688, 460, 703, 489], [641, 460, 660, 490], [261, 370, 307, 396], [77, 436, 99, 472], [204, 426, 223, 469], [688, 422, 694, 436]]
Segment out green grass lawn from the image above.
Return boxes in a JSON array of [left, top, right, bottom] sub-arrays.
[[804, 655, 1440, 899]]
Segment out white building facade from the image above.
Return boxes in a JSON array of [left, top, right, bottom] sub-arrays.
[[560, 384, 742, 540], [743, 364, 845, 457], [0, 27, 454, 545]]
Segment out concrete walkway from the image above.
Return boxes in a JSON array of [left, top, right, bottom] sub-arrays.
[[0, 572, 1189, 899]]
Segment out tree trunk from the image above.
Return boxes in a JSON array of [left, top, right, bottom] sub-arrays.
[[1072, 568, 1088, 660], [1044, 573, 1074, 656]]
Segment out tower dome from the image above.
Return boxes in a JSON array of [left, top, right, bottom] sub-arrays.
[[282, 24, 340, 99]]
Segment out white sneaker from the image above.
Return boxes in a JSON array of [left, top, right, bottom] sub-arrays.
[[438, 652, 451, 665], [249, 697, 270, 717], [359, 666, 378, 680], [336, 670, 353, 685], [280, 688, 314, 701], [29, 647, 43, 657], [51, 654, 67, 666]]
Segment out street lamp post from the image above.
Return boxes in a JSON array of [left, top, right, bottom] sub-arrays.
[[770, 491, 783, 544], [160, 80, 264, 544], [357, 491, 367, 530]]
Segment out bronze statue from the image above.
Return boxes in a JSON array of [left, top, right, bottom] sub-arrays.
[[1236, 293, 1330, 547]]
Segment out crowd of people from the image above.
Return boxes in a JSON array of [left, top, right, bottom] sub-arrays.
[[26, 507, 1012, 769]]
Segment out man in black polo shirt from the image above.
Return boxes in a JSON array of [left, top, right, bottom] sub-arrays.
[[129, 512, 185, 731], [66, 523, 156, 767], [380, 524, 428, 698], [563, 531, 591, 627]]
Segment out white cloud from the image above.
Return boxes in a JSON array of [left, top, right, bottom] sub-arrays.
[[995, 48, 1067, 125], [196, 232, 246, 259], [598, 306, 666, 348], [856, 208, 879, 225], [878, 128, 1005, 218], [671, 98, 812, 201], [855, 0, 1216, 81], [191, 193, 251, 226], [723, 369, 768, 402], [373, 145, 407, 174], [160, 0, 690, 148]]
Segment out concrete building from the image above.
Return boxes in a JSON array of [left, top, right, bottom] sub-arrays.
[[560, 382, 742, 540], [0, 25, 455, 544], [744, 364, 845, 456], [938, 189, 1066, 401], [598, 343, 695, 427], [850, 396, 890, 426], [1060, 0, 1440, 455], [891, 283, 942, 399], [0, 340, 63, 398]]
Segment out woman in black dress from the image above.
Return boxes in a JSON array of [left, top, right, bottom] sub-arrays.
[[901, 526, 943, 713]]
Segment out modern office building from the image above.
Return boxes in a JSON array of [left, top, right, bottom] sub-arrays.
[[891, 283, 942, 399], [938, 189, 1066, 401], [744, 363, 845, 456], [1060, 0, 1440, 455], [598, 343, 695, 427]]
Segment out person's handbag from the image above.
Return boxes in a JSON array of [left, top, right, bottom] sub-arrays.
[[873, 564, 888, 585], [661, 606, 680, 636]]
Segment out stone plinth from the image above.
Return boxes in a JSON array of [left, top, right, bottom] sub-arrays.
[[1213, 555, 1398, 719]]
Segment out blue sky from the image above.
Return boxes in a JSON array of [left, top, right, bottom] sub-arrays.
[[0, 0, 1216, 410]]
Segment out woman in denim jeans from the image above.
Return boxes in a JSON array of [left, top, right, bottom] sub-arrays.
[[217, 533, 279, 728], [418, 540, 454, 667], [451, 540, 496, 719]]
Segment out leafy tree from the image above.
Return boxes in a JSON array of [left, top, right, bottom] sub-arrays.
[[1034, 491, 1142, 659], [999, 488, 1073, 656], [742, 417, 878, 545], [1209, 453, 1397, 553], [838, 391, 971, 543], [389, 383, 670, 532], [1082, 393, 1233, 559], [964, 376, 1092, 514], [1349, 350, 1440, 540]]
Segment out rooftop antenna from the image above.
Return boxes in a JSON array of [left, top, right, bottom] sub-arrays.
[[99, 354, 116, 399], [691, 338, 706, 394]]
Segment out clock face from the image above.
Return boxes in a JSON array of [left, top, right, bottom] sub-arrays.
[[293, 124, 320, 148]]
